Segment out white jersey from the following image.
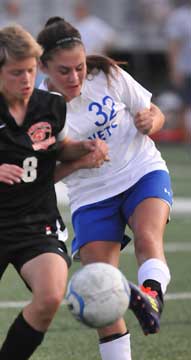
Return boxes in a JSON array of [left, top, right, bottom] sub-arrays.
[[39, 67, 168, 214]]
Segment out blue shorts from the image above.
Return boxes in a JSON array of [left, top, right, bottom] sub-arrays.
[[71, 170, 173, 258]]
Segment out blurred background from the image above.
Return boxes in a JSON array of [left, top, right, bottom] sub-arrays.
[[0, 0, 190, 142], [0, 2, 191, 359]]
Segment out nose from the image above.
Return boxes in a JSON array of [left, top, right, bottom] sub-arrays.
[[21, 71, 30, 84], [68, 70, 79, 83]]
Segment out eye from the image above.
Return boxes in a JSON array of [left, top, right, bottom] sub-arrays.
[[59, 69, 69, 75], [58, 67, 69, 75], [76, 64, 83, 72], [28, 68, 35, 73], [11, 71, 22, 76]]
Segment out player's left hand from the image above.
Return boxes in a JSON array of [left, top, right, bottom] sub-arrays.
[[134, 107, 154, 135], [82, 138, 109, 160], [134, 103, 165, 135]]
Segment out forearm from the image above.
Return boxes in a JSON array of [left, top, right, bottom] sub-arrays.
[[54, 161, 82, 183], [58, 138, 94, 161], [55, 147, 109, 183]]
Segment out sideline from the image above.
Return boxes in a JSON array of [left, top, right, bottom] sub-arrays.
[[122, 242, 191, 254], [1, 292, 191, 309]]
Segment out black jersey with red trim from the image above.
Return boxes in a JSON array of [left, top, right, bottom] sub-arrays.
[[0, 89, 67, 242]]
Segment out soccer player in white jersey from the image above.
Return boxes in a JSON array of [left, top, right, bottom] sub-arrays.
[[37, 17, 173, 360]]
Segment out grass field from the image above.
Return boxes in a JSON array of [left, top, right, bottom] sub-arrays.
[[0, 144, 191, 359]]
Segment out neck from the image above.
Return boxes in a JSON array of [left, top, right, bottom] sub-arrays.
[[2, 91, 30, 108], [46, 78, 57, 93], [1, 92, 30, 126], [46, 78, 68, 100]]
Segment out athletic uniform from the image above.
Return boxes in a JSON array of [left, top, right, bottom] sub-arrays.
[[39, 67, 173, 257], [0, 89, 70, 278]]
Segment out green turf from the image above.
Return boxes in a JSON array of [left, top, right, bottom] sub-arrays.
[[157, 144, 191, 197], [0, 144, 191, 359]]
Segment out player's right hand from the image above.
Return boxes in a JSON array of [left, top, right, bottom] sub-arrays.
[[92, 138, 109, 160], [77, 139, 110, 169], [0, 164, 23, 185]]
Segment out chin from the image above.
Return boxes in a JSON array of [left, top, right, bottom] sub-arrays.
[[73, 90, 81, 97]]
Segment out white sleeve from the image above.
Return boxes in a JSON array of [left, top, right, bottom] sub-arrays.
[[114, 67, 152, 116], [57, 123, 68, 141]]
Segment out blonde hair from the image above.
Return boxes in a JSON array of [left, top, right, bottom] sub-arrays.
[[0, 25, 42, 68]]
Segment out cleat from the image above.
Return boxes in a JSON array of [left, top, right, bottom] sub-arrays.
[[128, 282, 163, 335]]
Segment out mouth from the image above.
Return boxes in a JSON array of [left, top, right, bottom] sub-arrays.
[[68, 84, 80, 90], [21, 87, 31, 94]]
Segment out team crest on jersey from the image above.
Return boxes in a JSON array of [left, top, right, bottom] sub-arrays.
[[27, 122, 56, 150]]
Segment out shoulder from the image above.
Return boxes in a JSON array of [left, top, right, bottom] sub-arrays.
[[33, 88, 62, 100], [31, 89, 67, 132], [32, 89, 66, 110]]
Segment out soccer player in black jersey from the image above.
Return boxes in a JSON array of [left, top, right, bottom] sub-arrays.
[[0, 25, 108, 360]]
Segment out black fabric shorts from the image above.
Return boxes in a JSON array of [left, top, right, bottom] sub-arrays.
[[0, 236, 71, 280]]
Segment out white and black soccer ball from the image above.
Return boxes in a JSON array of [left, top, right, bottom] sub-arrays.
[[65, 262, 131, 328]]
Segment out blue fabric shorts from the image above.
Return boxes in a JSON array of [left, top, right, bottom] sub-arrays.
[[71, 170, 173, 258]]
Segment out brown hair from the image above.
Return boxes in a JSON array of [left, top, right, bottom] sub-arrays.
[[0, 25, 42, 68], [37, 17, 83, 65], [37, 17, 126, 81]]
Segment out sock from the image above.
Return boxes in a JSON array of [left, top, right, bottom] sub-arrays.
[[138, 258, 171, 294], [99, 332, 132, 360], [0, 312, 45, 360]]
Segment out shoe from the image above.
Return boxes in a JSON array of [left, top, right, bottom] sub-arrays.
[[128, 282, 163, 335]]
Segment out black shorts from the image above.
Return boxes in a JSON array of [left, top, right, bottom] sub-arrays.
[[0, 236, 71, 280]]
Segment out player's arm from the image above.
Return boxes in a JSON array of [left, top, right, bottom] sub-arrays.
[[55, 152, 106, 183], [0, 164, 23, 185], [57, 136, 98, 161], [57, 136, 109, 162], [134, 103, 165, 135], [55, 138, 109, 183]]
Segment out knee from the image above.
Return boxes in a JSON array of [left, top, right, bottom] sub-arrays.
[[36, 290, 64, 320], [134, 229, 157, 255]]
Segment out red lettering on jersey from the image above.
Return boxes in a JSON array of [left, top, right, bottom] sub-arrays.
[[28, 122, 52, 142], [27, 122, 55, 150], [33, 136, 56, 150]]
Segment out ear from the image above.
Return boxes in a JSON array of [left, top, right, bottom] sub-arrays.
[[38, 59, 48, 74]]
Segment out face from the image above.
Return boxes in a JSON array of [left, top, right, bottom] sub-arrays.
[[43, 45, 87, 102], [0, 57, 37, 102]]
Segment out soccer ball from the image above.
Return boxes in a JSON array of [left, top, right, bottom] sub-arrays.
[[65, 262, 131, 328]]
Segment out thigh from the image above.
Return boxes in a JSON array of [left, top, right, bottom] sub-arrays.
[[12, 237, 71, 274], [80, 241, 121, 267], [129, 197, 170, 237], [20, 252, 68, 296], [122, 170, 173, 226], [72, 196, 126, 259]]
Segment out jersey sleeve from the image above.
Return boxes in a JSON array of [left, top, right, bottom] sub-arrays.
[[113, 67, 152, 116], [57, 122, 68, 141]]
